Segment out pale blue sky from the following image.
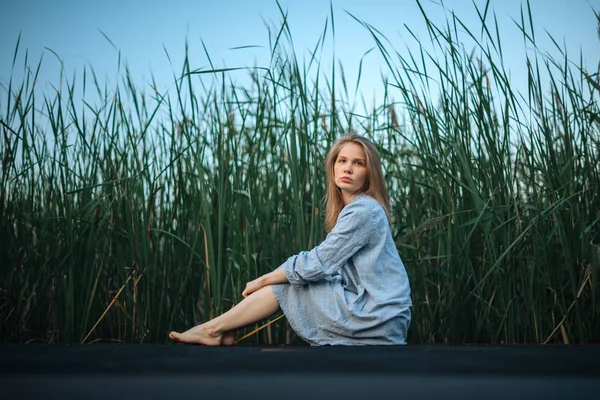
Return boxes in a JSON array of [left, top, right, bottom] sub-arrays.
[[1, 0, 598, 111]]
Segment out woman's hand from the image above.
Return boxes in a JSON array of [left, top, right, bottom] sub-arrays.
[[242, 276, 265, 298], [242, 269, 289, 298]]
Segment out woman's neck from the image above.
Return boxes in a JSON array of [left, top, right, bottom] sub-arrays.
[[343, 191, 363, 205]]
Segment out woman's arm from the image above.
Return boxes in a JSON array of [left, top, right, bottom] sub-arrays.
[[282, 199, 375, 286], [262, 267, 289, 285], [243, 198, 376, 295], [242, 267, 288, 297]]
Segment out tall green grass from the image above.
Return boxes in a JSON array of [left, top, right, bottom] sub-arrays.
[[1, 0, 599, 344]]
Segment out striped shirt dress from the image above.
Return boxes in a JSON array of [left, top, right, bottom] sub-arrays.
[[271, 194, 412, 345]]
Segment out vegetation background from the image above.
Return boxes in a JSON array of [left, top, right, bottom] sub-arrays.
[[1, 0, 599, 345]]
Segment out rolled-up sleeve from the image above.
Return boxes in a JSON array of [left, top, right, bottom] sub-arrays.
[[280, 200, 375, 286]]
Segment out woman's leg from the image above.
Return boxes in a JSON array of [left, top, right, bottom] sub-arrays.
[[169, 285, 280, 345]]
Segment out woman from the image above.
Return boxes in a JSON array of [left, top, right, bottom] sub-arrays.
[[169, 134, 412, 345]]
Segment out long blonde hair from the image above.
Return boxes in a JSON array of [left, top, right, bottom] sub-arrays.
[[324, 134, 390, 232]]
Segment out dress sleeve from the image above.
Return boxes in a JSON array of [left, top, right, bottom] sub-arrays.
[[279, 199, 375, 286]]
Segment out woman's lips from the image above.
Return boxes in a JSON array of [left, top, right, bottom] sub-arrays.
[[340, 177, 352, 183]]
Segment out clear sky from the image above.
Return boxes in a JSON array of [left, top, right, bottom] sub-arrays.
[[1, 0, 598, 112]]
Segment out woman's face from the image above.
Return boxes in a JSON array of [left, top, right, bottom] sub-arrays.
[[334, 142, 368, 202]]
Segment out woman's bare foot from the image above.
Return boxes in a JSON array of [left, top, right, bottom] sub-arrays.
[[169, 324, 222, 346], [221, 331, 235, 345]]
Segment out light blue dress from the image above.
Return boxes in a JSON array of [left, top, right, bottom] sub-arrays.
[[271, 193, 412, 345]]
